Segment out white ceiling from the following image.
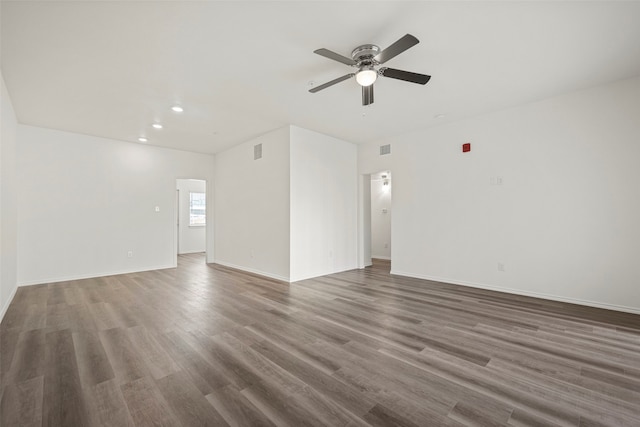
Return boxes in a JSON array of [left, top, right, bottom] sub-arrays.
[[2, 1, 640, 155]]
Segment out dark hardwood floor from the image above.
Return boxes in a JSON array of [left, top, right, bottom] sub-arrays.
[[1, 254, 639, 426]]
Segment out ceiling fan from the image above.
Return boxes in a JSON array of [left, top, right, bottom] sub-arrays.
[[309, 34, 431, 106]]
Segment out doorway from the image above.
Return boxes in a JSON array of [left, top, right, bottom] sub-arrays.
[[358, 170, 392, 272], [175, 179, 207, 265], [370, 171, 391, 271]]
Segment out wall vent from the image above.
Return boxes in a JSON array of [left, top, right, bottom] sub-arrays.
[[254, 143, 262, 160], [380, 144, 391, 155]]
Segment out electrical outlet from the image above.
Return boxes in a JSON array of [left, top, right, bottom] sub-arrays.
[[497, 262, 505, 272], [127, 250, 133, 258]]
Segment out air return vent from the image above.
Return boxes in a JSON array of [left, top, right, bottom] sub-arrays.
[[254, 143, 262, 160], [380, 144, 391, 155]]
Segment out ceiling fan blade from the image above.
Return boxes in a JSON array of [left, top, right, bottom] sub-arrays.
[[362, 85, 374, 106], [314, 48, 357, 66], [380, 68, 431, 85], [374, 34, 419, 64], [309, 74, 355, 93]]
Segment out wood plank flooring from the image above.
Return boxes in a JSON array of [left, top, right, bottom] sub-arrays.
[[1, 254, 639, 426]]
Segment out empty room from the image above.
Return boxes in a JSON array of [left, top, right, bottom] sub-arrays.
[[1, 1, 639, 426]]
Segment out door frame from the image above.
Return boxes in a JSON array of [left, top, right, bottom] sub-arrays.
[[358, 170, 392, 269], [174, 178, 210, 267]]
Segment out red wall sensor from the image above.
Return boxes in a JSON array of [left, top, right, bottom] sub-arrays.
[[462, 143, 471, 152]]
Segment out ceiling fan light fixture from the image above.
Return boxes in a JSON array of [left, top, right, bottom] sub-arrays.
[[356, 68, 377, 87]]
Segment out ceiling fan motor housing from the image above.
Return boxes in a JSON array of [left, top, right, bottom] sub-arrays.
[[351, 44, 380, 69]]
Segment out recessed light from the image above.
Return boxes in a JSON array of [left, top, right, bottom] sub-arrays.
[[152, 123, 163, 129], [171, 105, 184, 113], [138, 137, 148, 143]]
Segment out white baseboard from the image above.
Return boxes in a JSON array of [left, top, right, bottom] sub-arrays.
[[178, 250, 206, 255], [390, 270, 640, 315], [17, 264, 175, 287], [290, 264, 359, 283], [371, 256, 391, 261], [213, 260, 289, 282], [0, 284, 18, 323]]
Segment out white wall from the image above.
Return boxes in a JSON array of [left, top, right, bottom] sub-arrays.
[[176, 179, 206, 254], [214, 127, 291, 281], [359, 76, 640, 313], [371, 174, 391, 260], [1, 73, 19, 320], [290, 126, 357, 282], [17, 125, 215, 285]]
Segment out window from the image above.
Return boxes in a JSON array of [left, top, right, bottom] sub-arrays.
[[189, 192, 206, 226]]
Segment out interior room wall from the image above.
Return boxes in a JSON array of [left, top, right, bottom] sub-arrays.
[[371, 173, 391, 260], [1, 73, 19, 320], [358, 75, 640, 313], [289, 126, 357, 282], [176, 179, 206, 254], [16, 125, 215, 285], [214, 126, 291, 281]]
